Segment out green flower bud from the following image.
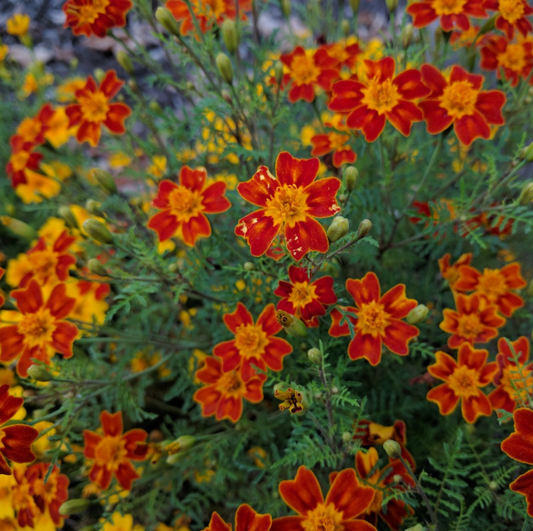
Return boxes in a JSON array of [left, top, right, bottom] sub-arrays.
[[94, 68, 105, 83], [89, 168, 117, 194], [244, 262, 254, 271], [87, 258, 108, 277], [327, 216, 349, 242], [85, 199, 103, 217], [385, 0, 398, 12], [527, 279, 533, 297], [216, 53, 233, 84], [280, 0, 291, 18], [83, 220, 113, 244], [58, 206, 79, 229], [116, 50, 134, 75], [344, 166, 358, 191], [149, 100, 163, 114], [330, 386, 339, 394], [127, 79, 139, 93], [342, 432, 352, 443], [519, 182, 533, 205], [59, 498, 92, 516], [489, 480, 498, 491], [401, 23, 414, 48], [405, 525, 426, 531], [524, 142, 533, 163], [155, 7, 181, 37], [383, 439, 402, 459], [406, 304, 429, 324], [307, 347, 322, 364], [0, 216, 37, 240], [357, 219, 372, 238], [168, 263, 179, 273], [166, 449, 190, 465], [341, 20, 350, 37], [166, 435, 196, 454], [222, 19, 239, 54], [274, 61, 284, 85], [349, 0, 360, 14], [27, 365, 53, 382]]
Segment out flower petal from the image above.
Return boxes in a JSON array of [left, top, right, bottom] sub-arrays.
[[325, 468, 374, 519], [279, 466, 324, 515]]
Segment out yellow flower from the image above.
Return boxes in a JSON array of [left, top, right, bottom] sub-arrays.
[[15, 169, 61, 204], [158, 239, 176, 254], [109, 152, 132, 168], [66, 280, 109, 327], [148, 155, 167, 178], [0, 474, 16, 519], [56, 77, 86, 102], [102, 512, 145, 531], [45, 107, 77, 148], [32, 421, 59, 458], [20, 72, 38, 98], [6, 14, 30, 36], [131, 349, 171, 378], [247, 446, 268, 468], [0, 45, 8, 62]]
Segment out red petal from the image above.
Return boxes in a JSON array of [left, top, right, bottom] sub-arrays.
[[501, 408, 533, 464], [115, 460, 140, 490], [89, 463, 112, 490], [202, 181, 231, 213], [216, 395, 243, 422], [262, 337, 293, 372], [235, 211, 280, 257], [51, 321, 78, 358], [208, 513, 232, 531], [420, 64, 447, 96], [475, 90, 506, 125], [348, 333, 382, 365], [279, 466, 324, 515], [99, 70, 124, 99], [12, 280, 43, 314], [393, 69, 430, 99], [1, 425, 38, 463], [382, 320, 419, 355], [235, 504, 272, 531], [45, 284, 76, 320], [406, 3, 438, 28], [328, 80, 365, 112], [238, 166, 279, 207], [509, 470, 533, 517], [380, 284, 417, 318], [285, 218, 329, 261], [347, 107, 386, 142], [213, 340, 241, 372], [152, 180, 177, 208], [257, 304, 282, 336], [181, 213, 211, 246], [103, 103, 131, 134], [461, 393, 492, 423], [224, 303, 254, 333], [305, 178, 341, 218], [427, 384, 460, 415], [312, 276, 337, 305], [195, 356, 223, 384], [276, 152, 319, 188], [326, 468, 374, 518], [428, 351, 458, 381], [386, 101, 423, 136], [346, 272, 380, 307], [270, 516, 306, 531], [148, 211, 180, 242], [194, 385, 222, 418], [101, 411, 123, 437], [288, 266, 310, 284], [180, 166, 206, 192], [418, 100, 453, 134], [454, 112, 491, 146], [0, 385, 24, 425], [83, 430, 102, 459]]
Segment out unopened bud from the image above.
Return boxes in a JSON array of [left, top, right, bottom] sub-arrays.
[[280, 0, 291, 18], [58, 206, 78, 229], [342, 432, 352, 442], [0, 217, 37, 239], [405, 526, 426, 531], [383, 439, 402, 459], [357, 219, 372, 238], [27, 365, 53, 382], [338, 193, 348, 203], [222, 19, 239, 54], [87, 258, 108, 277], [127, 79, 139, 93], [392, 474, 403, 484], [166, 450, 190, 465], [349, 0, 360, 14], [519, 182, 533, 205], [216, 53, 233, 84], [94, 68, 105, 84], [524, 142, 533, 163], [330, 386, 339, 394], [244, 262, 254, 271], [401, 23, 414, 48], [83, 219, 113, 244], [489, 480, 498, 491], [149, 100, 163, 114], [166, 435, 196, 455], [85, 199, 103, 216], [89, 168, 117, 194], [116, 50, 134, 75], [386, 0, 398, 12], [344, 166, 358, 191], [527, 279, 533, 297], [327, 216, 349, 242], [168, 263, 179, 273], [341, 20, 350, 37], [59, 498, 91, 516], [307, 347, 322, 364], [155, 7, 181, 37], [275, 310, 308, 337], [274, 61, 284, 85], [406, 304, 429, 324]]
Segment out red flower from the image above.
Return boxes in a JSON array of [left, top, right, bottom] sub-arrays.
[[83, 410, 149, 490], [484, 0, 533, 39], [235, 152, 341, 261], [406, 0, 488, 31], [6, 135, 43, 187], [202, 504, 271, 531], [419, 65, 506, 146], [490, 337, 532, 413], [328, 57, 430, 142], [310, 131, 357, 167], [15, 104, 55, 146], [328, 272, 419, 366], [271, 466, 377, 531], [315, 42, 361, 71], [439, 292, 506, 349], [438, 252, 473, 291], [427, 343, 497, 423], [63, 0, 133, 37], [0, 280, 79, 377], [193, 356, 265, 423], [66, 70, 131, 147], [274, 266, 337, 326], [0, 385, 38, 475], [280, 46, 339, 103], [148, 166, 231, 245]]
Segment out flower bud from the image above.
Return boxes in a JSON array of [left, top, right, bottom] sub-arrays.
[[307, 347, 322, 364], [344, 166, 358, 191], [155, 7, 181, 37], [27, 365, 53, 382], [127, 79, 139, 93], [222, 19, 239, 54], [89, 168, 117, 194], [524, 142, 533, 163], [83, 220, 113, 244], [527, 279, 533, 297], [342, 432, 352, 442], [166, 449, 190, 465], [357, 219, 372, 238], [406, 304, 429, 324], [405, 525, 426, 531], [244, 262, 254, 271], [149, 100, 163, 114], [0, 216, 37, 240], [166, 435, 196, 455], [401, 23, 414, 48], [383, 439, 402, 459], [85, 199, 103, 217], [349, 0, 359, 13], [58, 206, 79, 229], [338, 193, 348, 203], [341, 20, 350, 37], [59, 498, 91, 516], [489, 480, 498, 491], [276, 310, 308, 337], [116, 50, 134, 75], [274, 61, 284, 85], [280, 0, 291, 18], [330, 386, 339, 394], [327, 216, 349, 242], [216, 53, 233, 84], [94, 68, 105, 83], [386, 0, 398, 12], [519, 182, 533, 205], [87, 258, 108, 277]]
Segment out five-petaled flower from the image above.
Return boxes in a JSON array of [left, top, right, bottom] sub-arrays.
[[310, 131, 357, 167], [329, 272, 419, 366], [213, 303, 293, 382], [439, 292, 506, 349], [274, 266, 337, 327], [407, 0, 488, 32], [202, 504, 271, 531], [484, 0, 533, 39], [427, 343, 497, 423], [419, 65, 506, 146], [6, 135, 43, 187], [0, 280, 79, 377], [83, 410, 149, 490], [193, 356, 265, 423], [235, 152, 341, 261], [271, 465, 377, 531], [148, 166, 231, 245], [328, 57, 430, 142], [66, 70, 131, 147]]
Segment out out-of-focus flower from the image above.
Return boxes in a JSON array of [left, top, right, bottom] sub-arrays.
[[484, 0, 533, 39], [63, 0, 133, 37], [406, 0, 487, 32], [102, 512, 145, 531], [202, 504, 271, 531], [438, 253, 473, 290], [6, 14, 30, 36]]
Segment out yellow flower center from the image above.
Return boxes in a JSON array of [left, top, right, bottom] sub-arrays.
[[498, 0, 525, 23], [216, 370, 244, 395], [196, 0, 226, 18], [357, 301, 388, 336], [31, 249, 59, 283], [302, 503, 344, 531], [32, 476, 58, 505], [328, 132, 349, 150], [476, 269, 508, 303], [234, 324, 268, 358], [498, 43, 526, 71], [18, 310, 56, 348], [457, 313, 482, 340], [361, 77, 400, 114], [264, 185, 309, 228], [501, 364, 533, 404], [17, 118, 43, 144], [326, 44, 349, 64], [94, 436, 127, 470], [74, 0, 110, 24], [431, 0, 467, 15], [288, 281, 317, 308], [447, 365, 479, 398], [290, 54, 321, 85], [11, 151, 30, 172], [78, 90, 110, 122], [440, 80, 478, 119], [168, 185, 203, 221]]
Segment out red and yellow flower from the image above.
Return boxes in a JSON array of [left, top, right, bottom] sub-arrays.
[[315, 41, 361, 72], [406, 0, 488, 31], [419, 65, 506, 146], [83, 410, 149, 490], [427, 343, 497, 423], [274, 266, 337, 327], [328, 57, 430, 142], [213, 303, 292, 382], [15, 104, 55, 146], [484, 0, 533, 39], [193, 356, 265, 423], [329, 272, 419, 366], [0, 280, 79, 377], [202, 504, 271, 531], [66, 70, 131, 147], [235, 152, 341, 261], [6, 135, 43, 187], [438, 252, 473, 291], [310, 130, 357, 168], [439, 292, 506, 349], [271, 465, 377, 531], [148, 166, 231, 245]]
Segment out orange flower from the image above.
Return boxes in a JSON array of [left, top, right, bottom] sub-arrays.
[[310, 131, 357, 167], [83, 411, 149, 490], [439, 292, 506, 349], [148, 166, 231, 245], [419, 65, 506, 146], [438, 252, 472, 290], [329, 272, 419, 366], [484, 0, 533, 39], [0, 267, 4, 308], [235, 152, 341, 261], [63, 0, 133, 37], [193, 356, 265, 423], [271, 466, 377, 531], [202, 504, 271, 531], [6, 136, 43, 187], [15, 104, 55, 146], [0, 280, 79, 377], [66, 70, 131, 147], [490, 337, 532, 413], [280, 46, 339, 103], [0, 385, 38, 475], [328, 57, 430, 142], [427, 343, 497, 423], [454, 262, 526, 317], [274, 266, 337, 326], [407, 0, 488, 31], [316, 42, 361, 71], [213, 303, 292, 382]]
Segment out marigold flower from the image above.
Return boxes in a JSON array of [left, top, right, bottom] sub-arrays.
[[274, 387, 307, 414], [310, 131, 357, 167], [0, 280, 78, 377], [427, 343, 497, 423], [329, 272, 419, 366], [0, 267, 4, 308], [271, 466, 376, 531], [440, 292, 506, 349], [6, 14, 31, 36], [15, 169, 62, 205], [63, 0, 133, 38], [29, 463, 69, 527], [213, 303, 292, 382], [6, 136, 43, 187], [235, 152, 341, 261], [274, 266, 337, 327], [280, 46, 339, 103], [15, 104, 55, 146], [419, 65, 506, 146], [193, 356, 265, 423], [406, 0, 487, 31], [202, 504, 271, 531], [148, 166, 231, 245], [83, 410, 149, 491], [102, 512, 145, 531], [328, 57, 430, 142], [484, 0, 533, 39], [490, 337, 532, 413], [66, 70, 131, 147], [316, 41, 362, 71], [0, 385, 38, 475], [438, 252, 472, 291]]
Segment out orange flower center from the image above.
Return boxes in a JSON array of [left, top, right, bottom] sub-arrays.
[[290, 54, 320, 85], [11, 482, 35, 512], [168, 185, 203, 221], [78, 90, 110, 122], [328, 132, 349, 150], [18, 310, 56, 348], [216, 370, 245, 395], [32, 476, 58, 505], [361, 77, 400, 114], [74, 0, 110, 24], [327, 44, 349, 64], [264, 185, 309, 228], [31, 249, 59, 283], [498, 43, 526, 71], [196, 0, 226, 18], [456, 313, 482, 340], [10, 151, 30, 172], [357, 301, 388, 336], [476, 269, 508, 303], [234, 324, 268, 358], [431, 0, 467, 15], [447, 365, 479, 398], [440, 80, 478, 119], [288, 281, 317, 308], [302, 503, 343, 531], [17, 118, 43, 144], [501, 363, 533, 404], [94, 435, 127, 471], [498, 0, 525, 23]]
